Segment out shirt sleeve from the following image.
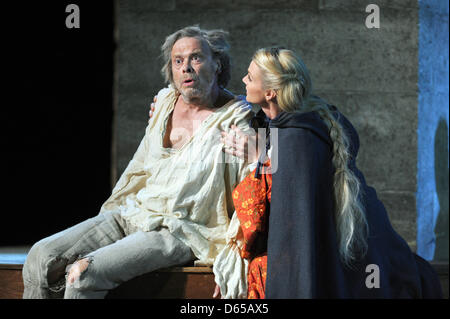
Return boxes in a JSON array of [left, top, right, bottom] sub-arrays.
[[212, 211, 250, 298], [99, 86, 174, 214], [99, 126, 150, 214], [212, 102, 255, 299]]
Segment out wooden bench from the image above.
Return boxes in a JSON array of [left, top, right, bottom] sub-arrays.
[[0, 247, 217, 299], [0, 263, 216, 299], [1, 249, 448, 299]]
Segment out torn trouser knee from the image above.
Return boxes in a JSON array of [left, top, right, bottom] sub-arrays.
[[22, 245, 69, 299], [23, 210, 130, 299], [63, 255, 108, 299], [65, 255, 94, 289]]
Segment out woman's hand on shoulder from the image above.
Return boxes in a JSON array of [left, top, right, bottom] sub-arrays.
[[221, 125, 259, 163], [148, 95, 157, 123]]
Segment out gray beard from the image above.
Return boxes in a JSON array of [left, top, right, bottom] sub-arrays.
[[180, 87, 203, 102], [178, 83, 214, 105]]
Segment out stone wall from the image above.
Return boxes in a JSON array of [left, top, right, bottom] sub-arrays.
[[417, 0, 449, 261], [113, 0, 423, 251]]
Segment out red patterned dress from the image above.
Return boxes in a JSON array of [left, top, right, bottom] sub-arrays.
[[232, 160, 271, 299]]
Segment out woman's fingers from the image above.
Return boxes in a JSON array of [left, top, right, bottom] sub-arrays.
[[222, 143, 245, 159], [148, 103, 156, 123], [149, 104, 154, 117], [221, 130, 238, 149], [149, 95, 158, 120], [230, 124, 243, 137], [221, 125, 259, 163], [221, 129, 247, 160]]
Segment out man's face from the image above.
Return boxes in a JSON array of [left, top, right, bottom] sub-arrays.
[[171, 37, 218, 103]]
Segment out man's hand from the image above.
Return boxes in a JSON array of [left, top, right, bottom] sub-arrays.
[[213, 284, 221, 298], [221, 125, 259, 163]]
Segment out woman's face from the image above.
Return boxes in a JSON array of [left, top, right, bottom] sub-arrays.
[[242, 61, 267, 105]]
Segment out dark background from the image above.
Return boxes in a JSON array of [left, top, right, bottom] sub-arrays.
[[2, 1, 114, 245]]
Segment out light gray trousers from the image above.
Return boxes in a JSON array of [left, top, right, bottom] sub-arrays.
[[22, 210, 195, 299]]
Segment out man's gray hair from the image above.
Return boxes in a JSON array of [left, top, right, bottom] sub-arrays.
[[161, 25, 231, 88]]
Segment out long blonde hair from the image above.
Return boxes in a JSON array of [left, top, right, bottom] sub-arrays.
[[253, 47, 369, 267]]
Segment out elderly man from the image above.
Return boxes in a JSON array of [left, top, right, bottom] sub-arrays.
[[22, 26, 254, 299]]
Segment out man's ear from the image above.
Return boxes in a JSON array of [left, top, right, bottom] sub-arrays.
[[265, 89, 277, 103]]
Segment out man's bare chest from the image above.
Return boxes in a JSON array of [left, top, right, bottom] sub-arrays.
[[163, 108, 213, 149]]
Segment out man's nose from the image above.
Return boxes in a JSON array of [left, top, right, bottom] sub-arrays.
[[183, 60, 194, 73]]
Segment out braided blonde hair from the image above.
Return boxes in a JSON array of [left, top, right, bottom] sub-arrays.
[[253, 48, 369, 267]]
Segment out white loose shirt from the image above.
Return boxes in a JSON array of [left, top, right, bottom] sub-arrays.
[[100, 86, 255, 298]]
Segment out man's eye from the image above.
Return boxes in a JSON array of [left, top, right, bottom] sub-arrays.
[[192, 55, 201, 62], [175, 59, 182, 65]]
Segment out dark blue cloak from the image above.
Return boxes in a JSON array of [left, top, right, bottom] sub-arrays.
[[256, 107, 442, 298]]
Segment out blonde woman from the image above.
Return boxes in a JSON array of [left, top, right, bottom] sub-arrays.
[[220, 47, 442, 299]]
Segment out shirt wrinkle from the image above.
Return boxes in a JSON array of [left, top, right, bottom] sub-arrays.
[[99, 86, 255, 298]]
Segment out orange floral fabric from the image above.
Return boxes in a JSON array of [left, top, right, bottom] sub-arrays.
[[247, 254, 267, 299], [232, 160, 271, 299]]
